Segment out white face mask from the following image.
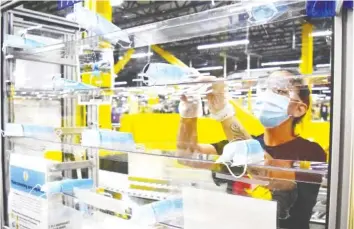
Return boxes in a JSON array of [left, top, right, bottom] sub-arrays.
[[215, 139, 264, 179], [253, 90, 291, 128]]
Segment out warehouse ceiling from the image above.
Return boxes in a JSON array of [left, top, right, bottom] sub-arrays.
[[22, 1, 332, 85]]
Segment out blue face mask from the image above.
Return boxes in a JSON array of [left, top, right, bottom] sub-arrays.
[[253, 90, 290, 128], [250, 3, 278, 23]]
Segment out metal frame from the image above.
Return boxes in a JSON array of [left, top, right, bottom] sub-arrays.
[[0, 3, 353, 229], [327, 8, 354, 229], [0, 6, 90, 229], [0, 7, 4, 229], [1, 11, 14, 228], [0, 0, 23, 12]]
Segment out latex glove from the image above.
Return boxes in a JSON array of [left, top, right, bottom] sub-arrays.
[[205, 77, 228, 114], [178, 94, 202, 118], [203, 76, 235, 121]]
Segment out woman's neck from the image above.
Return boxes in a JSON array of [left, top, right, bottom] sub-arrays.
[[263, 119, 296, 146]]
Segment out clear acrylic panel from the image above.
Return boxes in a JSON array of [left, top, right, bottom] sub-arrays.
[[2, 1, 332, 229]]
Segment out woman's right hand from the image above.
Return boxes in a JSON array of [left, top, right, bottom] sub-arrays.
[[178, 94, 202, 118], [202, 76, 235, 122], [201, 76, 228, 114]]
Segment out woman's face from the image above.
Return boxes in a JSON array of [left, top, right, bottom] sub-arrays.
[[266, 71, 308, 119]]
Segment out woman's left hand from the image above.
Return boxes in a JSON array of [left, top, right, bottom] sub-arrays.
[[265, 153, 296, 190], [248, 153, 296, 191]]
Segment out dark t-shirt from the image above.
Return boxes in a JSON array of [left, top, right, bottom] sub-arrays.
[[212, 136, 326, 229]]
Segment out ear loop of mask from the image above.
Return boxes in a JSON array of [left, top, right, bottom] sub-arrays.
[[217, 147, 248, 179], [221, 161, 248, 179], [141, 63, 152, 86], [117, 39, 132, 49], [29, 184, 47, 199]]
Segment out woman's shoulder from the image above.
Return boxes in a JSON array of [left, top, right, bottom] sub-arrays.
[[294, 137, 327, 162], [295, 137, 323, 149]]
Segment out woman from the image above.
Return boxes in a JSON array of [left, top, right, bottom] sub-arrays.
[[176, 69, 326, 229]]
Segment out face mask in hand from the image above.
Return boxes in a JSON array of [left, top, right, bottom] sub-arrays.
[[216, 139, 264, 179], [253, 90, 290, 128]]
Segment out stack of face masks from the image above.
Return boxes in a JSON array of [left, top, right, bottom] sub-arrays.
[[52, 75, 98, 91], [8, 154, 86, 229], [132, 197, 183, 226], [41, 179, 93, 195]]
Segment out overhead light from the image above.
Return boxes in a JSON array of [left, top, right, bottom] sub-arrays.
[[119, 52, 153, 60], [197, 39, 249, 50], [322, 90, 331, 93], [312, 87, 329, 91], [261, 60, 301, 66], [114, 82, 127, 86], [316, 63, 330, 68], [313, 94, 326, 97], [311, 30, 332, 37], [230, 91, 242, 95], [133, 79, 144, 82], [111, 0, 124, 7], [131, 52, 153, 58], [196, 66, 223, 71]]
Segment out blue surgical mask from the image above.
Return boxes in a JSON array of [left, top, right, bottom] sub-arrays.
[[253, 90, 290, 128], [215, 139, 264, 179], [249, 3, 278, 23], [142, 63, 196, 85], [68, 5, 130, 46]]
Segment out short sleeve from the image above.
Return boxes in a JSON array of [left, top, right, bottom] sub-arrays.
[[296, 142, 326, 183], [307, 142, 326, 162], [211, 140, 229, 155]]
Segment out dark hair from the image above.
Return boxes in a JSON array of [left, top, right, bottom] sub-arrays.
[[273, 69, 311, 135]]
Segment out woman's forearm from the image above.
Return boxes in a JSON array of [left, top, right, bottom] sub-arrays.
[[220, 116, 251, 141], [177, 118, 198, 151], [176, 118, 218, 169]]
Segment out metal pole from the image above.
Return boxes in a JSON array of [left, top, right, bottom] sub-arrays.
[[1, 11, 14, 228], [292, 21, 296, 50], [328, 9, 354, 229], [223, 55, 227, 78], [0, 9, 5, 229], [327, 13, 342, 229], [246, 27, 250, 78], [247, 54, 251, 78]]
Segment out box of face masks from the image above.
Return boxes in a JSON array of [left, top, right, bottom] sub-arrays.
[[8, 154, 82, 229]]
